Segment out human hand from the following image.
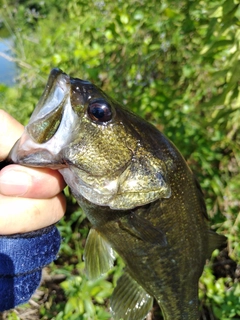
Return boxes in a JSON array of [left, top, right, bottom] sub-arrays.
[[0, 110, 66, 235]]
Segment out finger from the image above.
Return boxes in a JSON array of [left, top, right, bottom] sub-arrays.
[[0, 165, 66, 198], [0, 193, 66, 235], [0, 110, 24, 160]]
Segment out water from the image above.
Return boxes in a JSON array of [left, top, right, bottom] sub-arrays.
[[0, 37, 17, 86]]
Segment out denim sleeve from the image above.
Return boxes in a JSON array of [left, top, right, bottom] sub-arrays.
[[0, 225, 61, 311]]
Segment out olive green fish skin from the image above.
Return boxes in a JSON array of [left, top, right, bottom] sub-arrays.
[[8, 69, 226, 320], [77, 134, 206, 320]]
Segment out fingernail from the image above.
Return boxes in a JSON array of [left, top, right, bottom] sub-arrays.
[[0, 169, 32, 196]]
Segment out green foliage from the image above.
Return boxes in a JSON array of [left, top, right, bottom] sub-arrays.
[[0, 0, 239, 319], [58, 275, 112, 320], [200, 266, 240, 319]]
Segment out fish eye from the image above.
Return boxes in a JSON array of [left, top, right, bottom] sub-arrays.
[[87, 99, 112, 123]]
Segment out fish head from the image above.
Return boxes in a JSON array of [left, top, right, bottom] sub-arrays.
[[9, 68, 171, 209]]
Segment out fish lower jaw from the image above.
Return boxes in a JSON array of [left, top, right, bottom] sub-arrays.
[[9, 147, 66, 169]]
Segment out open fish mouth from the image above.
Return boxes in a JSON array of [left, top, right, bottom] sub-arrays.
[[8, 69, 78, 169]]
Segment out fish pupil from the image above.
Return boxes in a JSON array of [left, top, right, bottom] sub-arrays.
[[92, 106, 104, 118], [88, 99, 112, 123]]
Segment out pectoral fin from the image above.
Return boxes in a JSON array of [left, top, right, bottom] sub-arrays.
[[118, 213, 167, 246], [84, 228, 115, 280], [110, 271, 153, 320]]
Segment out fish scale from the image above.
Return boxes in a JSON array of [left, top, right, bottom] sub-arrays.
[[8, 68, 227, 320]]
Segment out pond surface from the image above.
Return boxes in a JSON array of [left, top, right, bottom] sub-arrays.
[[0, 37, 17, 86]]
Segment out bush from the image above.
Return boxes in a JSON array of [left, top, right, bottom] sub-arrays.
[[0, 0, 239, 319]]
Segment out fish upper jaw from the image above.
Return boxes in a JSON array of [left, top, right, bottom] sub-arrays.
[[28, 69, 71, 125]]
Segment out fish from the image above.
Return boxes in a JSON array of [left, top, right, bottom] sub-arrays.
[[8, 68, 227, 320]]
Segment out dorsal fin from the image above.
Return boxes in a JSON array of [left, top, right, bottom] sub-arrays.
[[207, 230, 227, 259], [110, 271, 153, 320], [84, 228, 115, 280]]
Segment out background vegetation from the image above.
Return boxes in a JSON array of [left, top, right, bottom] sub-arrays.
[[0, 0, 239, 319]]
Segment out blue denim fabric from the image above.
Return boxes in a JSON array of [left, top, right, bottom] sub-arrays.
[[0, 225, 61, 311]]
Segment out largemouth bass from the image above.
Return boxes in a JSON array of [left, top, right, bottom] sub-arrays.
[[8, 68, 226, 320]]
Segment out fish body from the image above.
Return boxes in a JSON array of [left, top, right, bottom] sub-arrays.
[[9, 69, 226, 320]]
